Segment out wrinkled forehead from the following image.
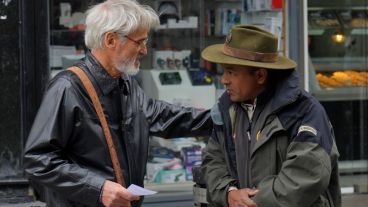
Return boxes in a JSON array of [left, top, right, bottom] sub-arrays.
[[126, 27, 150, 37]]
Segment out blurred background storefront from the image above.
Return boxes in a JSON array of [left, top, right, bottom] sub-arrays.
[[0, 0, 367, 206], [305, 0, 368, 195]]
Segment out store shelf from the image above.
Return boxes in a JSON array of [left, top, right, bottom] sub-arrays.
[[51, 29, 84, 33], [339, 160, 368, 174], [156, 25, 198, 30], [142, 182, 194, 206], [142, 190, 193, 207], [214, 0, 242, 2], [351, 28, 368, 35], [308, 6, 368, 11], [308, 28, 368, 36], [309, 29, 325, 35], [339, 160, 368, 194], [144, 181, 194, 192], [312, 57, 368, 71], [312, 87, 368, 101], [308, 0, 368, 10]]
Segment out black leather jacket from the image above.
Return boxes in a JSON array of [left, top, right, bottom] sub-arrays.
[[24, 52, 212, 207]]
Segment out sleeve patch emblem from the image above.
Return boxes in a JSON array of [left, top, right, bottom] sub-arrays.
[[297, 125, 317, 136]]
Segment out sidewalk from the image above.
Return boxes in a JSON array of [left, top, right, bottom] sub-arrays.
[[0, 201, 44, 207], [1, 194, 367, 207], [342, 194, 368, 207]]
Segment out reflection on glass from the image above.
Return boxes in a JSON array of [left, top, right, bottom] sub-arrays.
[[331, 32, 346, 43]]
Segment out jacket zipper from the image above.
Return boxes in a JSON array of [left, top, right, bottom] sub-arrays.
[[246, 126, 251, 187]]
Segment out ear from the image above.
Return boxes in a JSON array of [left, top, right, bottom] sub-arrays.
[[103, 32, 119, 49], [256, 68, 268, 85]]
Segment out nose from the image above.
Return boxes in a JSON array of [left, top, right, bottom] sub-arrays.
[[221, 74, 229, 85], [140, 46, 148, 55]]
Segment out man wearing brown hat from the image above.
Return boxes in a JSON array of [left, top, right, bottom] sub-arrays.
[[201, 25, 341, 207]]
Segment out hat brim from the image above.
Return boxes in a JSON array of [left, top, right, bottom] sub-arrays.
[[202, 44, 297, 70]]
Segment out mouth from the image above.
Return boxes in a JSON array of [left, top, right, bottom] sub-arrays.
[[135, 59, 140, 67], [135, 55, 144, 64], [137, 54, 144, 60]]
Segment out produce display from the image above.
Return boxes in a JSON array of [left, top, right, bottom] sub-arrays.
[[309, 10, 368, 28], [316, 70, 368, 88], [351, 18, 368, 28]]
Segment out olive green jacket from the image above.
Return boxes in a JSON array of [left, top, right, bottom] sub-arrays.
[[202, 72, 341, 207]]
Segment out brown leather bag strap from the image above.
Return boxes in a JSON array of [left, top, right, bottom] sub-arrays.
[[68, 66, 126, 187]]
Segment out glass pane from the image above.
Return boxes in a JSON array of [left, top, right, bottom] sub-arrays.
[[307, 0, 368, 194], [0, 0, 22, 180]]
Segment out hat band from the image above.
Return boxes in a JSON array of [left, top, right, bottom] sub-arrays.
[[223, 44, 278, 63]]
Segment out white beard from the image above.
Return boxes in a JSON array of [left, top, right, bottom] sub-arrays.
[[115, 57, 140, 76]]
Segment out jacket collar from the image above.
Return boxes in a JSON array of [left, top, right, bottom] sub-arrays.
[[216, 71, 301, 171], [267, 70, 301, 113], [84, 51, 125, 95], [219, 70, 301, 119]]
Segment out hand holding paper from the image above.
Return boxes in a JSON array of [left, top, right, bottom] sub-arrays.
[[127, 184, 157, 196]]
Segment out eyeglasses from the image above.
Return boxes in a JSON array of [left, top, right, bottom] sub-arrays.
[[124, 35, 149, 48]]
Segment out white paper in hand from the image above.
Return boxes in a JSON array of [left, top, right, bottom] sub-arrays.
[[127, 184, 157, 196]]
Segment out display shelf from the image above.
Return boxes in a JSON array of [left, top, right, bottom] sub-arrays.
[[214, 0, 242, 2], [340, 173, 368, 194], [351, 28, 368, 35], [308, 6, 368, 11], [308, 29, 325, 35], [142, 181, 194, 206], [310, 57, 368, 101], [50, 28, 84, 32], [339, 160, 368, 174], [312, 57, 368, 71], [308, 28, 368, 36], [312, 87, 368, 101], [340, 168, 368, 193], [307, 1, 368, 35], [144, 181, 194, 192], [155, 26, 198, 30], [142, 187, 193, 207], [152, 28, 199, 35]]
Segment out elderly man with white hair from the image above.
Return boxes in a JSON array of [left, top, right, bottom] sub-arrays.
[[24, 1, 212, 207]]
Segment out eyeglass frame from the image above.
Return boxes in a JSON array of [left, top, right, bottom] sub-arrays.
[[124, 35, 149, 48]]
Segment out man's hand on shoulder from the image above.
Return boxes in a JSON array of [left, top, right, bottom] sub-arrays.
[[228, 188, 258, 207], [101, 180, 140, 207]]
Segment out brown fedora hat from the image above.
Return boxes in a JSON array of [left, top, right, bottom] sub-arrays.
[[201, 25, 297, 70]]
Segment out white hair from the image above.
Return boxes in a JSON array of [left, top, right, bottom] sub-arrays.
[[85, 0, 160, 49]]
